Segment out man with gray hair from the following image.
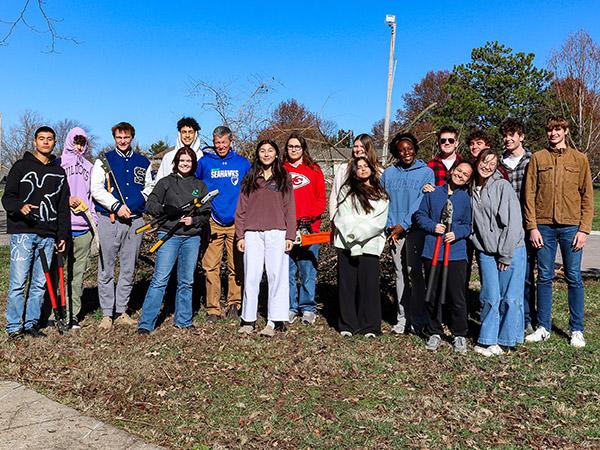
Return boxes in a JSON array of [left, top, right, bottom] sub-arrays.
[[195, 127, 251, 322]]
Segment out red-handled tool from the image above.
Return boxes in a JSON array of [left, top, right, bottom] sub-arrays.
[[438, 200, 454, 305], [39, 248, 69, 334], [424, 199, 453, 304]]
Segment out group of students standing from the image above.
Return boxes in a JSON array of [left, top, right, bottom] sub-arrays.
[[366, 116, 592, 354], [318, 115, 592, 355], [3, 114, 594, 355]]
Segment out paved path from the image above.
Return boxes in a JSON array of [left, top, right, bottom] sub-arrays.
[[0, 380, 164, 450]]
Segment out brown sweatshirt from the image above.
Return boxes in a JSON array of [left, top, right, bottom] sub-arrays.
[[235, 174, 296, 241]]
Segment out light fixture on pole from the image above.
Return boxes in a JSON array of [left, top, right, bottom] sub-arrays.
[[382, 14, 396, 161]]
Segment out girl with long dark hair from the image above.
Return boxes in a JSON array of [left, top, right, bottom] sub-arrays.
[[334, 156, 389, 337], [283, 133, 327, 324], [235, 140, 296, 337], [329, 133, 383, 222]]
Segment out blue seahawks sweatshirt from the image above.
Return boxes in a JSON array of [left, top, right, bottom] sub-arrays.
[[195, 150, 251, 226]]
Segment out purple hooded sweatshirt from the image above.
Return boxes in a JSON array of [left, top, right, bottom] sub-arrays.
[[59, 127, 99, 233]]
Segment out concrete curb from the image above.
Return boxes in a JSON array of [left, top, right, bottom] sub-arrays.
[[0, 380, 164, 449]]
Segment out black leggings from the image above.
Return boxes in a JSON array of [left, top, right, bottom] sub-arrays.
[[424, 258, 468, 337]]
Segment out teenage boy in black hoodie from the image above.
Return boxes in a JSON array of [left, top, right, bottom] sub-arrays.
[[2, 126, 70, 340]]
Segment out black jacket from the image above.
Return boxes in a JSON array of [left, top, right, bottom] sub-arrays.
[[146, 173, 211, 236], [2, 152, 71, 241]]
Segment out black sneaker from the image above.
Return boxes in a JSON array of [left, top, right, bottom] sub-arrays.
[[70, 320, 81, 330], [46, 320, 55, 329], [25, 327, 47, 339], [7, 331, 24, 342], [138, 328, 151, 335], [274, 321, 287, 332]]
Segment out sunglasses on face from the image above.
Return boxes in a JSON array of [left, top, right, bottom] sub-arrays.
[[439, 138, 455, 144]]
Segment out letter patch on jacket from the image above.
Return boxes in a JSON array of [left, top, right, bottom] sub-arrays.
[[134, 167, 147, 185]]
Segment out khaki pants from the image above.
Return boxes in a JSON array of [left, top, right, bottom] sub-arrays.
[[202, 219, 243, 315]]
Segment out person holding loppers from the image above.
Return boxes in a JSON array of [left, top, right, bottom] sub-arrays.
[[415, 160, 474, 354], [137, 147, 211, 334]]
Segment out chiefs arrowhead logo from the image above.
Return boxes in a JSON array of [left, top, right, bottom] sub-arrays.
[[291, 173, 310, 189]]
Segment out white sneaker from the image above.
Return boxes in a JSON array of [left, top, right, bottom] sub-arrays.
[[288, 311, 298, 324], [525, 326, 550, 342], [425, 334, 442, 351], [259, 325, 275, 338], [473, 345, 493, 357], [391, 323, 405, 335], [570, 331, 586, 348], [488, 344, 504, 355], [301, 311, 316, 324], [364, 333, 376, 338], [237, 325, 254, 335], [453, 336, 468, 354], [340, 331, 352, 337]]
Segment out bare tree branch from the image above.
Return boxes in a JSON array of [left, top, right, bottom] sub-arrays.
[[188, 76, 278, 157], [548, 29, 600, 180], [0, 0, 79, 53]]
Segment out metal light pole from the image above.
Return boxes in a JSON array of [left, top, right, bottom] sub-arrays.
[[0, 113, 3, 178], [382, 14, 396, 161]]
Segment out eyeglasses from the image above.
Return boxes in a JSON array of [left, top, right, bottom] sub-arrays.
[[479, 161, 497, 169], [287, 145, 302, 150], [439, 138, 455, 144]]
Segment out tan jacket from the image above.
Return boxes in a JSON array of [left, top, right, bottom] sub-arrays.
[[524, 147, 594, 234]]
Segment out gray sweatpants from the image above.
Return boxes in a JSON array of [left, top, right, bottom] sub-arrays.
[[392, 229, 428, 331], [97, 214, 144, 317]]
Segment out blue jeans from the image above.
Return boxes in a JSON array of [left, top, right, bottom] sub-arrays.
[[477, 246, 526, 347], [289, 244, 319, 313], [537, 225, 585, 332], [6, 234, 55, 333], [138, 233, 201, 331]]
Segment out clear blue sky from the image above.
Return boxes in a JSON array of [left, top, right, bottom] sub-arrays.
[[1, 0, 599, 152]]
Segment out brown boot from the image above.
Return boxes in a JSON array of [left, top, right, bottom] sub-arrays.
[[114, 313, 136, 327], [225, 305, 240, 320], [99, 316, 113, 329]]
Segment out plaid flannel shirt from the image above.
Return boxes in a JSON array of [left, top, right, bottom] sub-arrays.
[[427, 154, 462, 186], [498, 150, 532, 203]]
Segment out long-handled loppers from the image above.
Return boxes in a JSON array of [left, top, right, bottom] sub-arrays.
[[424, 199, 453, 304], [438, 200, 454, 305], [39, 248, 69, 334], [149, 190, 219, 253]]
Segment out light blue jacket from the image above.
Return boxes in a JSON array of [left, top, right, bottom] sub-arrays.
[[380, 160, 434, 231]]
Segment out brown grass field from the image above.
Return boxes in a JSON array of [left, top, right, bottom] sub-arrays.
[[1, 223, 599, 449]]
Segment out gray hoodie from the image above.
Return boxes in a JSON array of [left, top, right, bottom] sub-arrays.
[[471, 172, 524, 265]]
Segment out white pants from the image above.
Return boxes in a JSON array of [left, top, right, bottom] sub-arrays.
[[241, 230, 289, 322]]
